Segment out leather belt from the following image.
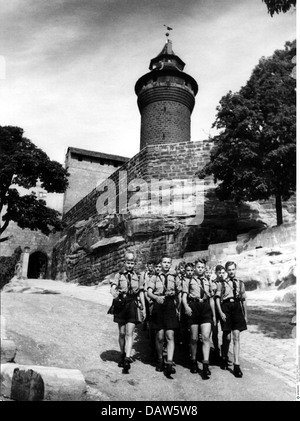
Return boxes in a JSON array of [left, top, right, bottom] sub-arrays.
[[223, 298, 240, 303], [189, 297, 208, 303]]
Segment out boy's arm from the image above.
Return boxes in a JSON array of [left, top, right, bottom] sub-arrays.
[[209, 297, 216, 325], [240, 281, 248, 323], [215, 297, 226, 322], [182, 292, 192, 316], [110, 273, 120, 298]]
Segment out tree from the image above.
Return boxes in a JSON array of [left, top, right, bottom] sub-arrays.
[[198, 41, 296, 226], [262, 0, 296, 16], [0, 126, 69, 242]]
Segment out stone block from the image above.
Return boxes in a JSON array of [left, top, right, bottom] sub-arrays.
[[1, 339, 17, 362], [0, 364, 87, 401]]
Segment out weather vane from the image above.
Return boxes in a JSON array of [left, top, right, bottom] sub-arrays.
[[163, 24, 173, 39]]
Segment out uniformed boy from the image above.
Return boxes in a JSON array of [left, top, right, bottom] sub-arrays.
[[147, 255, 181, 378], [140, 260, 156, 357], [175, 261, 186, 346], [215, 261, 248, 378], [182, 258, 216, 380], [211, 265, 227, 363], [140, 261, 156, 331], [109, 251, 146, 373]]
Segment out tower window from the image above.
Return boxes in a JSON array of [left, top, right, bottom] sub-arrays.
[[163, 106, 166, 112], [162, 133, 165, 140]]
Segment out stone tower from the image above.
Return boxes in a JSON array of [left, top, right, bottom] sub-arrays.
[[135, 39, 198, 150]]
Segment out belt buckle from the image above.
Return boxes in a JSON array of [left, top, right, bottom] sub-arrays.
[[229, 298, 234, 302]]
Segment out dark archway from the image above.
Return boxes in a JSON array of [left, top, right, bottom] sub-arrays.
[[27, 251, 48, 279]]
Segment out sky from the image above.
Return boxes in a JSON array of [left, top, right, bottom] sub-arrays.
[[0, 0, 296, 165]]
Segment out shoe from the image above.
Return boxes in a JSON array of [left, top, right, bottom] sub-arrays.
[[202, 363, 211, 380], [233, 364, 243, 378], [156, 360, 164, 372], [165, 362, 173, 378], [118, 353, 125, 367], [171, 362, 176, 374], [190, 360, 198, 374], [123, 357, 131, 373], [220, 357, 229, 370]]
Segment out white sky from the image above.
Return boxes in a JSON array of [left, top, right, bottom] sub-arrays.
[[0, 0, 296, 164]]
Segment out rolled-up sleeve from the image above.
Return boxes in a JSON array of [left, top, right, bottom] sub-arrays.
[[215, 282, 222, 299], [148, 275, 156, 291]]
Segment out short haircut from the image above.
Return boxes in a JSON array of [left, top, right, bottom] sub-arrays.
[[194, 258, 206, 266], [147, 261, 156, 266], [161, 255, 172, 262], [185, 262, 194, 270], [215, 265, 225, 272], [225, 261, 237, 270], [125, 251, 135, 261]]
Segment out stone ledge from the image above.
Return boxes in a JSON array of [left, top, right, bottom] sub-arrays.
[[1, 364, 87, 401]]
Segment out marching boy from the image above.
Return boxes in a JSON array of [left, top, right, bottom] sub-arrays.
[[147, 255, 181, 378], [215, 261, 248, 377], [182, 258, 216, 380], [109, 251, 146, 373]]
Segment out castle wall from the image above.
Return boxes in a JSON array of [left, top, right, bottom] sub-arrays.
[[63, 149, 128, 214], [52, 139, 296, 284]]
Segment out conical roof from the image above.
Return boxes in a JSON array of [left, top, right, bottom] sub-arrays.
[[149, 39, 185, 71]]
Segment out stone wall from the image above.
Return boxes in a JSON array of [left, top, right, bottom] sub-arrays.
[[52, 139, 296, 284]]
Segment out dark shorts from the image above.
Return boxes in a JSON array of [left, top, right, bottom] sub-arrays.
[[151, 297, 179, 331], [113, 298, 139, 325], [220, 301, 247, 332], [187, 301, 213, 326]]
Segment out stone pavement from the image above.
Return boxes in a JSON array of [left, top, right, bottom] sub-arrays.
[[2, 278, 297, 395]]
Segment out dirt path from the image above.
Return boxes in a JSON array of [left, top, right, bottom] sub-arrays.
[[1, 279, 296, 401]]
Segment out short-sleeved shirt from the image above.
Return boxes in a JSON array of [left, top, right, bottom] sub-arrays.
[[215, 278, 246, 301], [110, 270, 143, 295], [140, 271, 155, 291], [148, 271, 182, 297], [182, 276, 214, 300], [177, 274, 186, 289]]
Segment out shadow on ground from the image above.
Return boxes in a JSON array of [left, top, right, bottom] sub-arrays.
[[247, 304, 295, 339]]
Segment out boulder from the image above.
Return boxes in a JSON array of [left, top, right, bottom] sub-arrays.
[[0, 364, 87, 401], [1, 339, 17, 362]]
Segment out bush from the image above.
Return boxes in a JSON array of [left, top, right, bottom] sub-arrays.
[[0, 246, 22, 290]]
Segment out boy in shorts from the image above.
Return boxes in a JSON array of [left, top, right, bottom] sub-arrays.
[[109, 251, 146, 373], [215, 261, 247, 378], [147, 255, 181, 378], [182, 259, 216, 379]]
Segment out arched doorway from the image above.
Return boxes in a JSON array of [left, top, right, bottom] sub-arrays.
[[27, 251, 48, 279]]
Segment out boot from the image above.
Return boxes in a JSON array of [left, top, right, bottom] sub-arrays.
[[190, 360, 198, 374], [165, 361, 174, 378], [156, 359, 164, 372], [118, 352, 125, 367], [233, 364, 243, 378], [220, 356, 229, 370], [202, 362, 211, 380], [123, 357, 131, 373]]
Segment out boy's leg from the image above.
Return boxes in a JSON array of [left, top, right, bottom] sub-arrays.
[[165, 329, 175, 362], [189, 324, 199, 373], [221, 331, 231, 369], [165, 329, 176, 377], [200, 322, 211, 362], [155, 329, 165, 371], [118, 323, 126, 367], [125, 322, 135, 358], [232, 329, 243, 377]]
